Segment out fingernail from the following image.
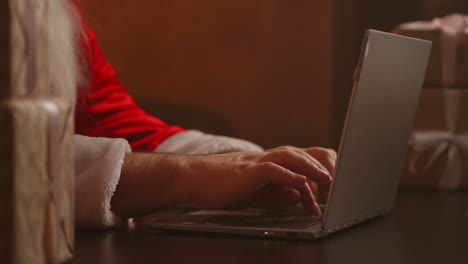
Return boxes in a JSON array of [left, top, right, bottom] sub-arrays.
[[314, 203, 322, 216], [319, 169, 332, 182], [295, 175, 307, 185]]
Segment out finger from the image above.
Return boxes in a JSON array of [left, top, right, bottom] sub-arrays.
[[254, 162, 307, 187], [268, 146, 334, 175], [296, 148, 333, 174], [298, 182, 321, 216], [305, 178, 321, 212], [303, 148, 336, 204], [264, 147, 331, 184], [308, 179, 319, 199], [257, 186, 301, 210], [304, 147, 337, 175], [306, 178, 329, 204], [226, 186, 301, 210], [290, 148, 333, 186], [318, 183, 331, 204]]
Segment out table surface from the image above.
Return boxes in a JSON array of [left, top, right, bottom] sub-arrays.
[[68, 191, 468, 264]]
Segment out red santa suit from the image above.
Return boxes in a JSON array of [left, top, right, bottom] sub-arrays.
[[69, 1, 263, 227], [75, 22, 184, 152]]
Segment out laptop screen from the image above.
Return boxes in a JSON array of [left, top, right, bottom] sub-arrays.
[[323, 30, 431, 230]]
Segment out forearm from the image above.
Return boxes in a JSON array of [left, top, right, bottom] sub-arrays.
[[109, 147, 334, 220], [110, 152, 193, 218]]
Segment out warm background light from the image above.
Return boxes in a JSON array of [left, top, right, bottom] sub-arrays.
[[77, 0, 467, 149]]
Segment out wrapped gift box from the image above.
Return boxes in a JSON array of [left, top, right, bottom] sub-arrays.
[[398, 29, 468, 87], [400, 88, 468, 190], [395, 15, 468, 87], [0, 99, 74, 264], [0, 0, 75, 263]]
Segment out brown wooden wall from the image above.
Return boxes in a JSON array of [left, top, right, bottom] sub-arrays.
[[77, 0, 335, 149], [0, 0, 9, 98], [76, 0, 468, 149]]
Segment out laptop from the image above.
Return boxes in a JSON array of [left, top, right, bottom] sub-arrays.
[[142, 29, 432, 239]]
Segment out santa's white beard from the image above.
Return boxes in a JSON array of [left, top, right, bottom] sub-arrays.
[[10, 0, 83, 102], [46, 0, 83, 102]]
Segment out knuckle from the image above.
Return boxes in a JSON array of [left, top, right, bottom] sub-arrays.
[[277, 145, 295, 152], [263, 147, 296, 161], [305, 147, 322, 155], [312, 147, 334, 158], [277, 146, 296, 156], [316, 147, 329, 155], [326, 148, 338, 159]]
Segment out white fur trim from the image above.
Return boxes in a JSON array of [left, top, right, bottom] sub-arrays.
[[155, 130, 264, 155], [74, 135, 131, 228]]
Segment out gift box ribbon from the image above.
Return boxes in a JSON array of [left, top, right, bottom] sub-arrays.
[[410, 130, 468, 190], [41, 100, 72, 263], [410, 90, 468, 190]]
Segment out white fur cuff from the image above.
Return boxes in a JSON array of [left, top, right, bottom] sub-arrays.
[[155, 130, 264, 155], [74, 135, 131, 228]]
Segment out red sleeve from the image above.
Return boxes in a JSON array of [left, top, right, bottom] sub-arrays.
[[75, 19, 184, 151]]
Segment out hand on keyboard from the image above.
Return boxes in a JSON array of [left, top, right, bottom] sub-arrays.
[[185, 146, 336, 216]]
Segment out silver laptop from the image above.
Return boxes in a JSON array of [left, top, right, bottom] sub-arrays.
[[142, 30, 432, 239]]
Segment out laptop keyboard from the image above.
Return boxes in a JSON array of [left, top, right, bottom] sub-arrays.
[[210, 214, 321, 229], [179, 207, 323, 230]]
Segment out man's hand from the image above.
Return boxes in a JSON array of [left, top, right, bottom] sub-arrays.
[[183, 146, 337, 215], [111, 146, 337, 219]]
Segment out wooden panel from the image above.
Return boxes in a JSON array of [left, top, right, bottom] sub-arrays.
[[77, 0, 335, 149], [331, 1, 359, 149], [421, 0, 468, 20], [76, 0, 467, 150], [0, 0, 12, 262], [0, 0, 9, 98], [0, 109, 13, 264]]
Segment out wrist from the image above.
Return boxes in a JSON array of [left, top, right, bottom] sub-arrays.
[[112, 153, 201, 218], [173, 155, 208, 207], [166, 154, 197, 206], [178, 153, 242, 210]]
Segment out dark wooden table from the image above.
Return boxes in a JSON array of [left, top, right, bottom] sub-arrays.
[[69, 191, 468, 264]]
